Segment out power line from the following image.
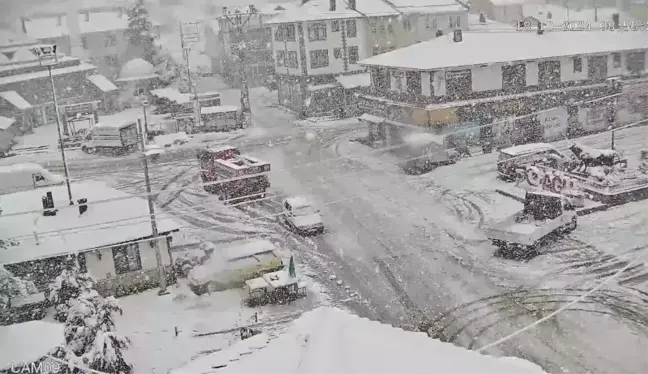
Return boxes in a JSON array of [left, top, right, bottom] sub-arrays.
[[475, 245, 648, 353]]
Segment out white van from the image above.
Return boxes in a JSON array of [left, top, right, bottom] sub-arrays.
[[0, 163, 64, 195]]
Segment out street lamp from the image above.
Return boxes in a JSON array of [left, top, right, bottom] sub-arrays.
[[138, 99, 168, 296], [31, 44, 73, 206]]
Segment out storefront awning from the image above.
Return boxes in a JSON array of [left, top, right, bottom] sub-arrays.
[[87, 75, 118, 92], [0, 91, 32, 110]]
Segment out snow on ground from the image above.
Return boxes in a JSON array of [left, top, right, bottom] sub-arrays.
[[0, 321, 64, 370], [173, 306, 548, 374]]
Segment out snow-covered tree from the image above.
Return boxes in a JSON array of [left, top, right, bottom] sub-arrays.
[[64, 295, 132, 373], [48, 266, 97, 322], [0, 265, 37, 310], [126, 0, 156, 62]]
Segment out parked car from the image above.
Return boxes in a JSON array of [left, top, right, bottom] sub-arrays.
[[282, 196, 324, 235], [497, 143, 571, 181]]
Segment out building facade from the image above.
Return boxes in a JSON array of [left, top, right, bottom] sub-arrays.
[[268, 0, 469, 116]]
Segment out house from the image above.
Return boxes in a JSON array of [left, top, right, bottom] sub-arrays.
[[520, 4, 638, 28], [469, 0, 530, 25], [0, 49, 119, 129], [467, 11, 516, 31], [171, 307, 547, 374], [206, 3, 298, 88], [268, 0, 469, 116], [20, 5, 161, 79], [0, 181, 181, 297], [0, 321, 65, 371], [356, 28, 647, 144]]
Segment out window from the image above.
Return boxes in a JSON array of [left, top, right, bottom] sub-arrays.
[[387, 22, 394, 33], [288, 51, 298, 68], [370, 19, 377, 34], [310, 49, 329, 69], [626, 52, 645, 74], [105, 54, 119, 67], [502, 64, 526, 91], [372, 46, 381, 56], [371, 68, 389, 90], [104, 33, 117, 47], [612, 53, 621, 68], [588, 55, 608, 80], [348, 46, 359, 64], [346, 20, 357, 37], [112, 243, 142, 275], [449, 16, 461, 28], [406, 71, 421, 94], [276, 50, 286, 67], [275, 24, 296, 42], [573, 57, 582, 73], [538, 60, 561, 85], [81, 36, 88, 49], [334, 48, 342, 59], [445, 69, 472, 97], [403, 17, 412, 30], [332, 20, 340, 32], [308, 22, 327, 41], [425, 16, 437, 29]]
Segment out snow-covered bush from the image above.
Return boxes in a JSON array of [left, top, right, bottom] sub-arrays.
[[48, 267, 97, 322], [0, 265, 37, 310]]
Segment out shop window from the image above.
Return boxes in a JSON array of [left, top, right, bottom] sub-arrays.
[[310, 49, 329, 69], [112, 243, 142, 275]]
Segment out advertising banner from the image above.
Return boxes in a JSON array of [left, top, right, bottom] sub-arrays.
[[538, 106, 569, 142]]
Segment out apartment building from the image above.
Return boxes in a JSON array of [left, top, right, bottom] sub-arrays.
[[268, 0, 469, 116]]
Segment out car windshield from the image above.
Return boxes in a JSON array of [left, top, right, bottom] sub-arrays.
[[293, 206, 316, 216]]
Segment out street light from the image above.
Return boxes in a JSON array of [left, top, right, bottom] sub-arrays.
[[138, 100, 168, 296], [31, 44, 73, 206]]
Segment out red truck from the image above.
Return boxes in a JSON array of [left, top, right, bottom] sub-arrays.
[[197, 146, 271, 203]]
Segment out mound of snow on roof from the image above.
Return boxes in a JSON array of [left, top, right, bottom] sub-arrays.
[[117, 58, 157, 81], [172, 307, 548, 374], [403, 132, 444, 147], [0, 321, 64, 370]]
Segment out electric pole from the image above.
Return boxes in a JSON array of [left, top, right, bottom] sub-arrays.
[[222, 6, 254, 128], [180, 21, 202, 127]]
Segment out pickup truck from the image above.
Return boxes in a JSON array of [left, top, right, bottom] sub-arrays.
[[486, 190, 577, 258]]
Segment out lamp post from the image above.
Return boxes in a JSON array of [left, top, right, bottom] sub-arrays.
[[139, 99, 168, 296], [31, 44, 73, 206]]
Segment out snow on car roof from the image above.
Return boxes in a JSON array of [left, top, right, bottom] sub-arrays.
[[200, 105, 239, 114], [0, 321, 64, 371], [172, 307, 548, 374], [0, 180, 181, 264], [500, 143, 556, 156], [359, 31, 648, 71], [285, 196, 312, 208], [94, 118, 137, 129]]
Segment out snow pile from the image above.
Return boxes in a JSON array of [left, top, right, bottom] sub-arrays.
[[153, 132, 190, 147], [0, 321, 64, 370], [174, 307, 548, 374], [403, 132, 444, 147]]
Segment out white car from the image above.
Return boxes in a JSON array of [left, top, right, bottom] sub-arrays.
[[282, 196, 324, 235]]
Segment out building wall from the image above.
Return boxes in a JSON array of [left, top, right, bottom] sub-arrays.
[[392, 11, 470, 47], [492, 4, 524, 24]]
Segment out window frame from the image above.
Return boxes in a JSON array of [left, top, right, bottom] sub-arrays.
[[346, 19, 357, 38], [308, 22, 327, 41], [310, 49, 330, 69], [572, 57, 583, 73], [348, 46, 359, 64], [112, 243, 142, 275]]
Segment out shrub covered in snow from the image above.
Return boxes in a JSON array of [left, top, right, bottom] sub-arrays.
[[0, 265, 37, 310], [48, 267, 97, 322]]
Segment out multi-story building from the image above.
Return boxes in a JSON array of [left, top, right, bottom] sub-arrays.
[[356, 27, 648, 144], [20, 5, 160, 80], [207, 3, 296, 88], [268, 0, 469, 116]]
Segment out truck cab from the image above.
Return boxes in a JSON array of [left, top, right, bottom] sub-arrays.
[[486, 190, 577, 258], [282, 196, 324, 235], [81, 120, 139, 155]]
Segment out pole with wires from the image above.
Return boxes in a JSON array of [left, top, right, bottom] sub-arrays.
[[138, 100, 168, 296], [223, 7, 254, 128], [180, 21, 202, 128]]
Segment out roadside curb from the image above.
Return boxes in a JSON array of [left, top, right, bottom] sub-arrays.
[[494, 188, 613, 217]]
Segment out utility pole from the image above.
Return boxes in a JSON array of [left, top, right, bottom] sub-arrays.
[[32, 44, 73, 206], [138, 102, 168, 296], [222, 6, 254, 128], [180, 21, 202, 128]]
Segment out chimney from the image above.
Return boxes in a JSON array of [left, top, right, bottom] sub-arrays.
[[612, 13, 619, 29], [536, 21, 544, 35], [330, 0, 336, 11], [42, 191, 57, 216], [77, 198, 88, 215], [349, 0, 356, 10], [452, 29, 462, 42], [479, 12, 486, 24]]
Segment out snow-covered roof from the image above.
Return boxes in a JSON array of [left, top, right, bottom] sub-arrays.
[[359, 30, 648, 70], [500, 142, 557, 156], [262, 269, 297, 288], [0, 180, 182, 265], [336, 72, 371, 89], [388, 0, 467, 14], [468, 13, 514, 31], [0, 30, 38, 51], [9, 48, 38, 63], [522, 5, 636, 25], [116, 58, 158, 82], [172, 307, 548, 374], [94, 118, 137, 129], [150, 87, 192, 104], [216, 155, 270, 171], [0, 116, 16, 130], [0, 54, 77, 73], [0, 321, 64, 370], [0, 91, 32, 110], [225, 238, 276, 261], [403, 131, 447, 147], [87, 74, 118, 92], [23, 10, 160, 39], [285, 196, 312, 208], [267, 0, 398, 24], [0, 162, 51, 174], [201, 105, 239, 114], [0, 62, 96, 85]]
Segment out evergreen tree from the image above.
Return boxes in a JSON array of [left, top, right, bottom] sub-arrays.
[[0, 265, 36, 310], [48, 266, 97, 322], [126, 0, 156, 62]]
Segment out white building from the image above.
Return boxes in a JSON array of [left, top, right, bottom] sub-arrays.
[[0, 181, 181, 297], [267, 0, 469, 115], [172, 307, 548, 374], [520, 5, 637, 28]]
